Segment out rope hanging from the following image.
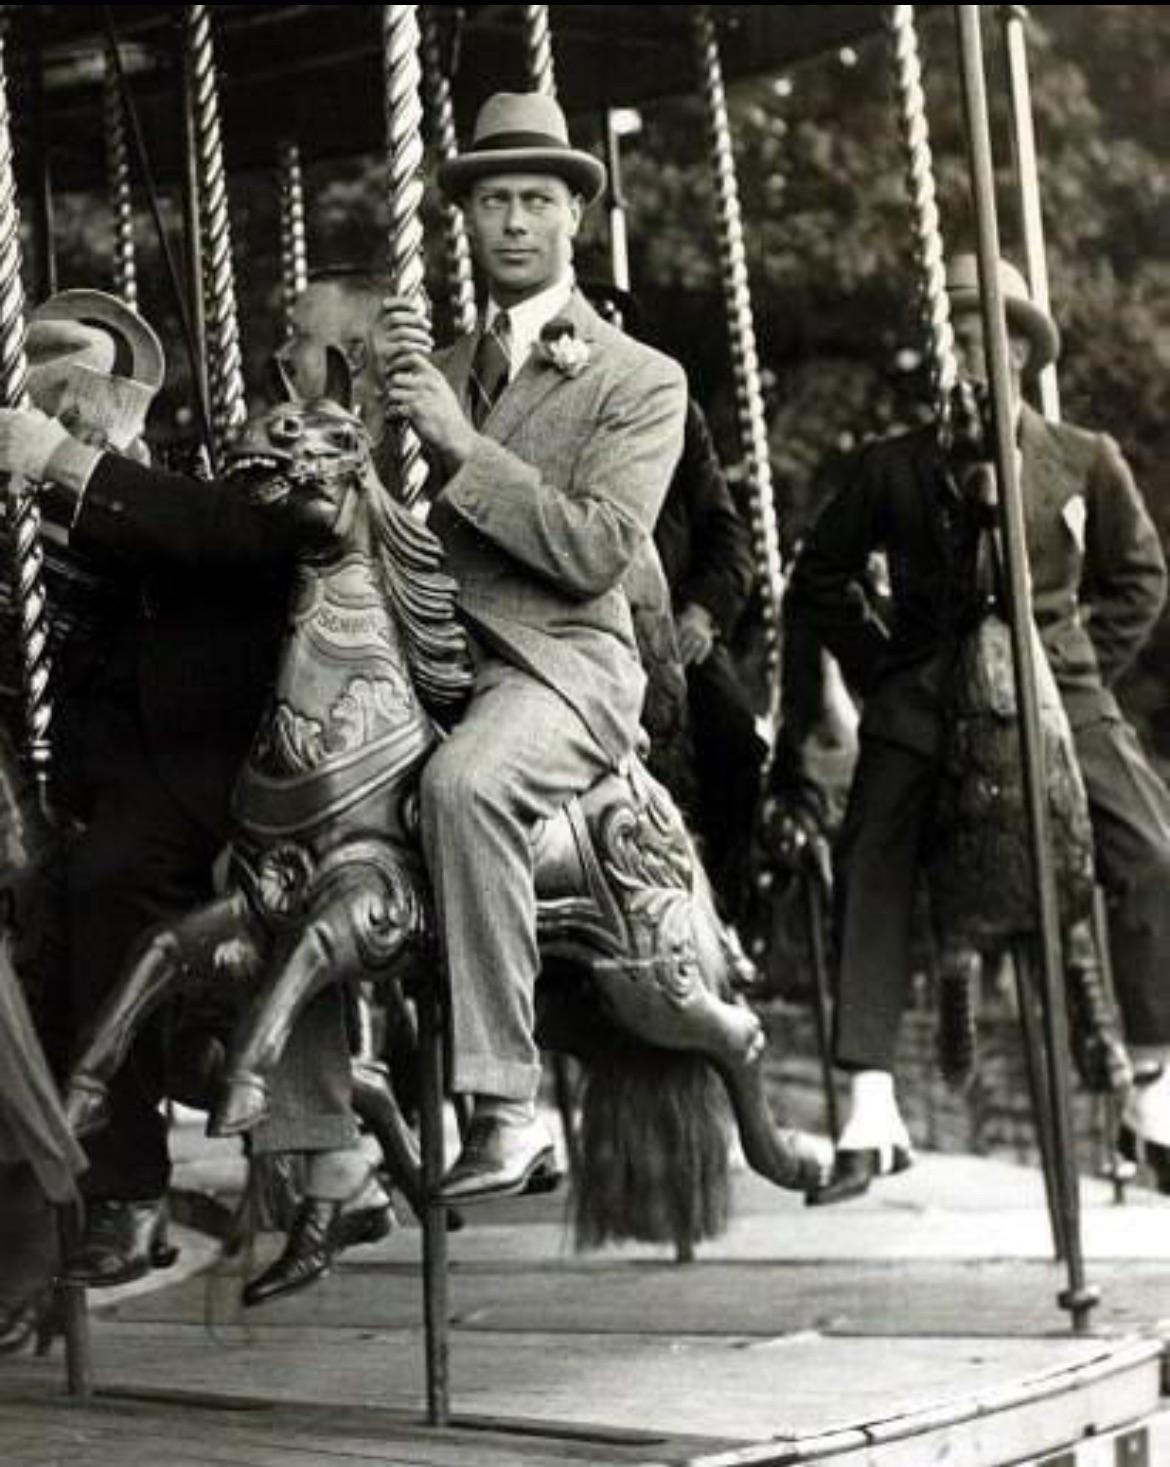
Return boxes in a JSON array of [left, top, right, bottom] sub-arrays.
[[691, 5, 783, 692], [420, 8, 476, 337], [521, 5, 557, 98], [383, 4, 430, 509], [885, 4, 958, 444], [277, 139, 309, 334], [0, 13, 52, 799], [186, 4, 246, 465], [104, 41, 137, 310]]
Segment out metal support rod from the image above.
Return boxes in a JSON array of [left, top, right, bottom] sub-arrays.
[[56, 1206, 93, 1398], [603, 110, 631, 294], [692, 5, 784, 711], [1000, 4, 1060, 420], [104, 42, 137, 309], [185, 4, 246, 467], [1013, 945, 1068, 1260], [383, 5, 430, 510], [955, 3, 1095, 1334], [0, 12, 53, 809], [277, 139, 308, 335], [418, 975, 449, 1426], [886, 4, 958, 443], [522, 4, 556, 97], [420, 8, 476, 337]]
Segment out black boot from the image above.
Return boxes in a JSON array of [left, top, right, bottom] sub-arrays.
[[61, 1199, 179, 1288], [242, 1198, 341, 1308]]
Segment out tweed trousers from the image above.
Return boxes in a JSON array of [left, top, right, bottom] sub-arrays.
[[834, 713, 1170, 1071], [420, 656, 613, 1102]]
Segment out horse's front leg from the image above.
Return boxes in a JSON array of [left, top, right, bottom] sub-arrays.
[[65, 888, 262, 1137], [211, 857, 423, 1137]]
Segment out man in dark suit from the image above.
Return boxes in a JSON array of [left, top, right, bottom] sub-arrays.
[[786, 255, 1170, 1202], [0, 279, 396, 1296], [379, 92, 687, 1203]]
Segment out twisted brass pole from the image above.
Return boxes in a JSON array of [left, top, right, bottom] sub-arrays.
[[692, 6, 783, 695], [277, 139, 309, 335], [0, 16, 52, 802], [104, 42, 137, 310], [420, 9, 476, 337], [186, 4, 246, 465], [522, 4, 556, 98], [383, 5, 430, 510], [886, 5, 958, 442]]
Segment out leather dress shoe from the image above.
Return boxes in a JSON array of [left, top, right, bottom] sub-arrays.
[[438, 1114, 561, 1206], [242, 1198, 342, 1308], [61, 1199, 179, 1288], [334, 1200, 395, 1251], [805, 1145, 913, 1207]]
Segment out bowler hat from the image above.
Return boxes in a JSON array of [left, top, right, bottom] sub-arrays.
[[946, 254, 1060, 369], [437, 92, 606, 205]]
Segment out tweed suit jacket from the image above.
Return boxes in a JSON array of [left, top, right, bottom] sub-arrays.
[[429, 288, 688, 761], [786, 401, 1167, 757]]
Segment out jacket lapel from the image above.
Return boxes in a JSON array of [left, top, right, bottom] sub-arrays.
[[482, 290, 602, 448]]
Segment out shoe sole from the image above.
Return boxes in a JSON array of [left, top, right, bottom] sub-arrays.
[[438, 1149, 563, 1207]]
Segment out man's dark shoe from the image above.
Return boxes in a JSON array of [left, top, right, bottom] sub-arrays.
[[334, 1200, 395, 1251], [242, 1198, 341, 1308], [61, 1199, 179, 1288], [805, 1145, 913, 1207], [438, 1114, 561, 1206]]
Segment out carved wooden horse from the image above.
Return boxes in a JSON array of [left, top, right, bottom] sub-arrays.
[[63, 389, 826, 1245]]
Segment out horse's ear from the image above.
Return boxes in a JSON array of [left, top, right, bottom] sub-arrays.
[[268, 353, 298, 404], [323, 346, 355, 411]]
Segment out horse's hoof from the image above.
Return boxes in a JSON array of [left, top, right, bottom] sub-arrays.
[[209, 1074, 270, 1137], [63, 1077, 110, 1138]]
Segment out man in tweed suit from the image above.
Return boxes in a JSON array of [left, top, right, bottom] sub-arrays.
[[380, 92, 687, 1203]]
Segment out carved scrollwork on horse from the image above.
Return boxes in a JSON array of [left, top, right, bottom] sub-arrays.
[[62, 390, 825, 1246]]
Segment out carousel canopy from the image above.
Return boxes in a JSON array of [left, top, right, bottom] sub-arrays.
[[15, 5, 911, 189]]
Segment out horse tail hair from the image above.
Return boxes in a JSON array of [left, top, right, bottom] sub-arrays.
[[572, 1036, 730, 1252]]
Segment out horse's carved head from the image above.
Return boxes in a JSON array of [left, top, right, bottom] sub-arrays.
[[227, 384, 375, 546]]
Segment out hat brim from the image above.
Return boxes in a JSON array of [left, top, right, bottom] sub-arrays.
[[948, 287, 1060, 370], [31, 289, 166, 389], [438, 148, 606, 206]]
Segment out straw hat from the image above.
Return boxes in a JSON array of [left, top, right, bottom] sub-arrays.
[[946, 254, 1060, 369], [437, 92, 606, 205]]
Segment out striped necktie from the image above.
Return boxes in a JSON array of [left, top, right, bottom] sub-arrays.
[[469, 309, 512, 428]]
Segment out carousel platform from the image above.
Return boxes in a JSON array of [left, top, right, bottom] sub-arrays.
[[2, 1114, 1170, 1467]]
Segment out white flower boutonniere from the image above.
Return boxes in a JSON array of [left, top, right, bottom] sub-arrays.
[[537, 318, 591, 378]]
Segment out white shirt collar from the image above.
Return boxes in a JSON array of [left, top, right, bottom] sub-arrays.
[[485, 271, 575, 379]]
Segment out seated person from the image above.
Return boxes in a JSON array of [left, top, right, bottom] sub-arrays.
[[0, 277, 402, 1305], [377, 91, 687, 1204], [786, 255, 1170, 1203]]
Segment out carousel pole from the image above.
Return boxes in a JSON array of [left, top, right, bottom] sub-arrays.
[[104, 42, 138, 310], [185, 4, 246, 469], [691, 6, 784, 727], [522, 4, 557, 98], [1000, 4, 1059, 420], [420, 8, 476, 337], [277, 139, 308, 334], [382, 5, 448, 1425], [885, 5, 958, 442], [27, 26, 55, 301], [0, 12, 92, 1395], [955, 2, 1096, 1335], [178, 36, 211, 454], [603, 110, 632, 294]]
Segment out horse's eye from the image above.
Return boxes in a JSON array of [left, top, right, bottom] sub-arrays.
[[273, 413, 304, 441]]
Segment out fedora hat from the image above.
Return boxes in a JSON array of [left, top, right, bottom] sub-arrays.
[[29, 289, 165, 390], [437, 92, 606, 205], [946, 254, 1060, 369]]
